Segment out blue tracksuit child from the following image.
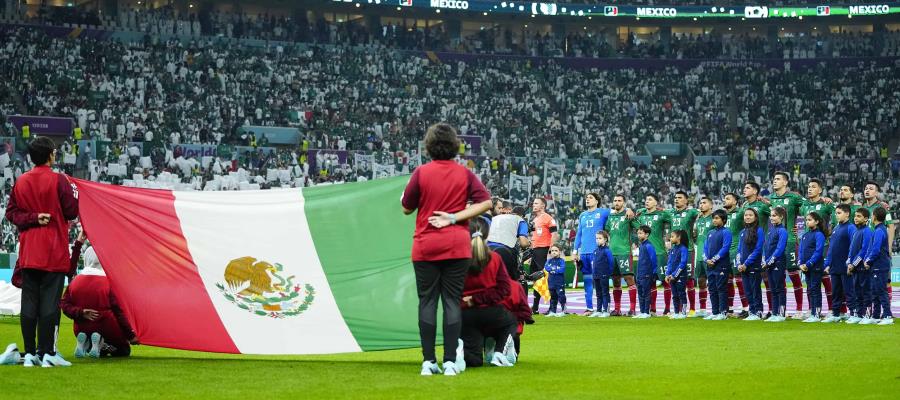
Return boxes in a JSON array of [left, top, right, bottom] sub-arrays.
[[636, 239, 658, 315], [864, 223, 893, 320], [665, 244, 689, 314], [764, 223, 788, 317], [847, 224, 873, 318], [737, 226, 765, 317], [545, 256, 567, 314], [824, 221, 856, 317], [704, 226, 732, 316], [592, 245, 614, 314], [799, 229, 826, 317], [575, 208, 611, 312]]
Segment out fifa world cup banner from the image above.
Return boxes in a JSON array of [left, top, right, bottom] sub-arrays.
[[74, 176, 423, 354], [550, 185, 573, 214], [173, 144, 218, 159], [509, 173, 532, 207]]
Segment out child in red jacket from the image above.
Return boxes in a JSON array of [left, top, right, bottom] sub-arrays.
[[60, 246, 137, 358]]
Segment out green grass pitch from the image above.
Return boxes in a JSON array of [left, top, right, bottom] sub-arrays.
[[0, 311, 897, 399]]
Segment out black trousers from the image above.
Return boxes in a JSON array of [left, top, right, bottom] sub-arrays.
[[531, 247, 550, 311], [413, 259, 469, 363], [461, 306, 517, 368], [20, 269, 66, 356]]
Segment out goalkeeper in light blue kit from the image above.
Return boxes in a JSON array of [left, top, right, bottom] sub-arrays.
[[572, 193, 611, 316]]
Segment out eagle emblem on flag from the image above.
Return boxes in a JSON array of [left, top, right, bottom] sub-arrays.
[[215, 256, 316, 319]]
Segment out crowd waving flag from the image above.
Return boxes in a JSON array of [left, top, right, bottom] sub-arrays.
[[74, 176, 422, 355]]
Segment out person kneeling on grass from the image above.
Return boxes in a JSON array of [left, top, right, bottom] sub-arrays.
[[544, 245, 567, 317], [59, 247, 138, 358], [460, 218, 518, 368]]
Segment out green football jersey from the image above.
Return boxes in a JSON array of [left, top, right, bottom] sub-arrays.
[[693, 213, 714, 261], [767, 191, 804, 242], [800, 198, 835, 234], [632, 208, 672, 254], [863, 201, 895, 229], [670, 207, 700, 248], [605, 210, 632, 256], [725, 207, 743, 255]]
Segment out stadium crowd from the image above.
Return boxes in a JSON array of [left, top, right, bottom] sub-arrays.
[[1, 23, 899, 249]]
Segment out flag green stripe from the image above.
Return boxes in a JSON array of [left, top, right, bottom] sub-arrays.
[[303, 177, 422, 351]]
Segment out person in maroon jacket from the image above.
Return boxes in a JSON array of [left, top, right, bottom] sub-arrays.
[[402, 123, 492, 376], [60, 246, 137, 358], [459, 217, 518, 368], [4, 137, 79, 367]]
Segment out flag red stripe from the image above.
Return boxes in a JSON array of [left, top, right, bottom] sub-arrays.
[[74, 179, 239, 353]]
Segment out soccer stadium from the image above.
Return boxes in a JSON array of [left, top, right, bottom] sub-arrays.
[[0, 0, 898, 398]]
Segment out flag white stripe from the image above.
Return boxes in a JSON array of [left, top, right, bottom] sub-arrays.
[[173, 188, 361, 354]]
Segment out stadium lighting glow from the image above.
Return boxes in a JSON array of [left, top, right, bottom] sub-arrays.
[[356, 3, 360, 7]]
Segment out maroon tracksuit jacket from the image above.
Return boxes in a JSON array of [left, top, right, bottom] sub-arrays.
[[5, 165, 78, 273], [60, 272, 136, 347]]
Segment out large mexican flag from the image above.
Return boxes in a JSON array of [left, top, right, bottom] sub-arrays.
[[74, 177, 421, 355]]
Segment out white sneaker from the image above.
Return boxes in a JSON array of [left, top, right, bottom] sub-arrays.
[[713, 314, 727, 321], [599, 312, 611, 318], [821, 316, 840, 323], [22, 353, 39, 368], [877, 317, 894, 326], [555, 312, 566, 317], [74, 332, 88, 358], [845, 316, 861, 324], [490, 352, 512, 367], [41, 353, 72, 368], [694, 310, 708, 318], [420, 361, 441, 376], [502, 335, 517, 365], [859, 317, 876, 325], [703, 313, 715, 320], [454, 339, 466, 372], [636, 313, 651, 319], [745, 314, 762, 321], [89, 333, 102, 358], [803, 316, 821, 323], [764, 315, 783, 322], [0, 343, 20, 365], [443, 361, 463, 376], [588, 312, 601, 318]]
